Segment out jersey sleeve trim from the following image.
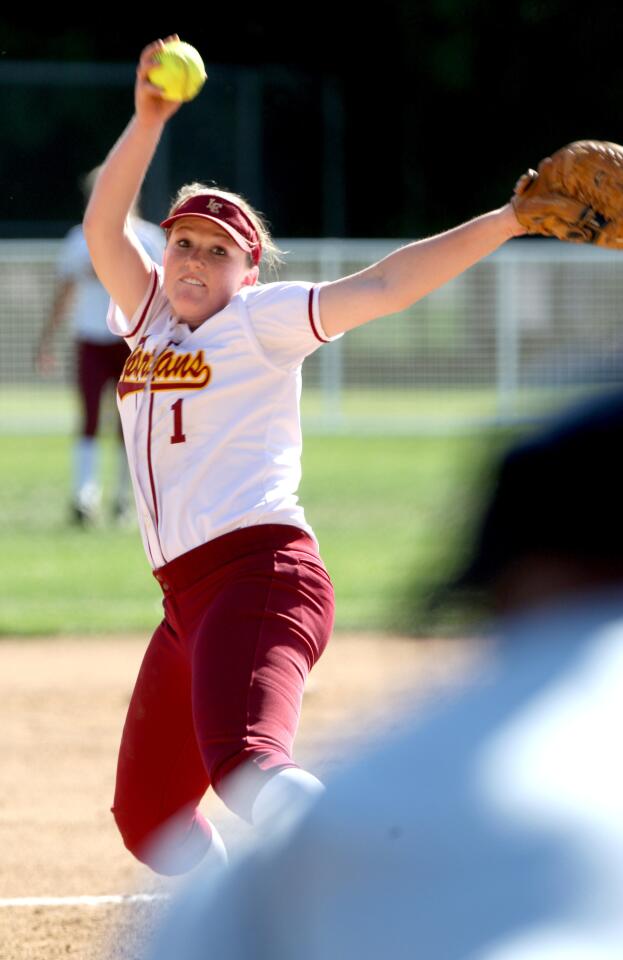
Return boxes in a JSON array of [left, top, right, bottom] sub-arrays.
[[127, 266, 159, 339], [308, 282, 341, 343]]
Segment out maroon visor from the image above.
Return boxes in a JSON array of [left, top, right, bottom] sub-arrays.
[[161, 194, 262, 265]]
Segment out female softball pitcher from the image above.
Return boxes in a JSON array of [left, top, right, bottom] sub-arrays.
[[84, 35, 526, 875]]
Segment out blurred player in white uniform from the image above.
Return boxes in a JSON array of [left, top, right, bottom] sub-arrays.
[[37, 168, 164, 524], [83, 34, 526, 876], [145, 391, 623, 959]]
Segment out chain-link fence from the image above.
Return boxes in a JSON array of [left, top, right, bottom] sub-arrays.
[[1, 237, 622, 434]]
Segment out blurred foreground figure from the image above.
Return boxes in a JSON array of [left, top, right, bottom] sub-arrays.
[[146, 392, 623, 960]]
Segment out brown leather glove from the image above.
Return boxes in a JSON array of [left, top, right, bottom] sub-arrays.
[[512, 141, 623, 247]]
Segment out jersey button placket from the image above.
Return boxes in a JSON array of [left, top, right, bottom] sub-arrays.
[[142, 335, 170, 564]]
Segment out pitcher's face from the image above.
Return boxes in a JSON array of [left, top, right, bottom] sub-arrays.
[[163, 218, 258, 327]]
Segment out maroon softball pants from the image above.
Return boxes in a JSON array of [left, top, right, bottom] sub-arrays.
[[112, 524, 335, 874], [75, 339, 128, 438]]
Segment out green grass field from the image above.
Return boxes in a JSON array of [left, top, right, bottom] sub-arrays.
[[0, 383, 584, 435], [0, 428, 505, 637]]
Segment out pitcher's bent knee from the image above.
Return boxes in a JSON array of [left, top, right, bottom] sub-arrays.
[[111, 803, 212, 876]]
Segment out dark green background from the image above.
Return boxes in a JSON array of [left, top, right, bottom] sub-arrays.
[[1, 3, 622, 237]]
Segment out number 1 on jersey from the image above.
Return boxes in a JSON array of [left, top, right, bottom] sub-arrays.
[[170, 398, 186, 444]]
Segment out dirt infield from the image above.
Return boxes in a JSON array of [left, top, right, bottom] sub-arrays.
[[0, 632, 480, 959]]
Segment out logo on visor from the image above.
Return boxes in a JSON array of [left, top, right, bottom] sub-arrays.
[[206, 199, 224, 213]]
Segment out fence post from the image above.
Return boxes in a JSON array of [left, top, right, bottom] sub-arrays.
[[319, 242, 345, 429], [495, 254, 520, 421], [235, 68, 263, 210]]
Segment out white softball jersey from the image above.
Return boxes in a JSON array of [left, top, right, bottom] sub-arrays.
[[58, 219, 165, 343], [108, 264, 338, 568]]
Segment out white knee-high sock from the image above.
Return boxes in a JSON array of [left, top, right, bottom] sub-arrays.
[[203, 820, 229, 870], [251, 768, 325, 832], [147, 813, 228, 876], [74, 437, 100, 503]]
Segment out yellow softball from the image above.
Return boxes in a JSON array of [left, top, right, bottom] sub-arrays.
[[147, 40, 207, 102]]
